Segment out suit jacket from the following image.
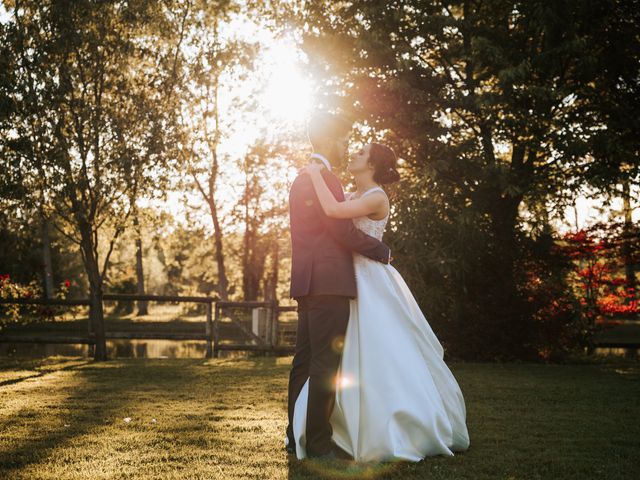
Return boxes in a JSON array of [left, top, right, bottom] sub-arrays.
[[288, 168, 390, 299]]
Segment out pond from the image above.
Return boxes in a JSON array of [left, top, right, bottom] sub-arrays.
[[0, 340, 251, 359], [0, 340, 637, 359], [592, 346, 639, 359]]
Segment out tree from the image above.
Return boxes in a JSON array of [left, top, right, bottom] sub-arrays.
[[232, 138, 292, 301], [578, 0, 640, 306], [173, 0, 258, 300], [288, 0, 635, 359], [562, 224, 639, 323], [2, 0, 179, 360], [0, 6, 58, 298], [132, 201, 148, 315]]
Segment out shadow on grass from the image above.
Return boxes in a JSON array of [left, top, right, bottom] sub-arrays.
[[1, 362, 148, 474], [0, 360, 90, 388], [0, 356, 288, 477], [1, 357, 638, 479]]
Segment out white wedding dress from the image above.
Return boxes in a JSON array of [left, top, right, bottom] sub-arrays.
[[292, 186, 470, 462]]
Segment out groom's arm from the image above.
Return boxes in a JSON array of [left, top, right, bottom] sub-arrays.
[[293, 173, 390, 264]]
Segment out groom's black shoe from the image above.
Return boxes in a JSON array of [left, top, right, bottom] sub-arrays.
[[285, 436, 296, 455], [307, 442, 351, 462], [330, 442, 352, 460], [308, 450, 338, 462]]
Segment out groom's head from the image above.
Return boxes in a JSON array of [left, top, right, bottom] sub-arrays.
[[307, 113, 352, 168]]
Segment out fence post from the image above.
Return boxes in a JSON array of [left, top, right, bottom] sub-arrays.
[[213, 303, 220, 358], [271, 300, 279, 350], [252, 307, 268, 346], [205, 301, 213, 358], [265, 305, 272, 347]]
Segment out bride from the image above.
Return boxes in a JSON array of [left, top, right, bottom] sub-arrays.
[[292, 142, 471, 462]]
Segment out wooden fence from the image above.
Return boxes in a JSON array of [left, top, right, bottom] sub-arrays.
[[0, 294, 298, 358], [2, 295, 637, 356]]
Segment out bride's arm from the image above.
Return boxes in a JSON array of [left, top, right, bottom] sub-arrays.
[[304, 164, 387, 220]]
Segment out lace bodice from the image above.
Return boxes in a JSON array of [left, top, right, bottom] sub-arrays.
[[346, 187, 388, 241]]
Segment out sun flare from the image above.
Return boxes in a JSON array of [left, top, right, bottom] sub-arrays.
[[261, 41, 312, 123]]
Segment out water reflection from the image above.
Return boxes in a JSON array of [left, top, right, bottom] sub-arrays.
[[0, 342, 91, 358], [108, 339, 208, 358], [593, 347, 639, 359], [1, 340, 636, 359], [0, 340, 246, 359]]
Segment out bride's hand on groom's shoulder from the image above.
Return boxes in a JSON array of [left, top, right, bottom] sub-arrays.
[[298, 162, 324, 177]]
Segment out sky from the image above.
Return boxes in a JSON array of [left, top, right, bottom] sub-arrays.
[[555, 187, 639, 234]]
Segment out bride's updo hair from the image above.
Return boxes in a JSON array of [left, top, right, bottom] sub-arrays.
[[368, 143, 400, 185]]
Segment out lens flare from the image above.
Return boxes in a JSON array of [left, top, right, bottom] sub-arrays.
[[331, 336, 345, 353], [261, 40, 312, 123], [337, 375, 353, 388]]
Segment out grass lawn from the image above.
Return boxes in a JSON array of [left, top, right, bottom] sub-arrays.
[[0, 355, 639, 480]]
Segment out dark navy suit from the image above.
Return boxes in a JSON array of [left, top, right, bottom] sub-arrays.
[[286, 167, 390, 456]]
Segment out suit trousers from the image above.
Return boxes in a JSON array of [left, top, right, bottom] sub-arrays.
[[286, 295, 350, 456]]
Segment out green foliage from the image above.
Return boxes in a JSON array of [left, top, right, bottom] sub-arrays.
[[0, 0, 195, 359], [0, 206, 87, 297], [0, 212, 43, 285], [1, 0, 636, 361], [290, 0, 639, 360], [0, 275, 70, 330]]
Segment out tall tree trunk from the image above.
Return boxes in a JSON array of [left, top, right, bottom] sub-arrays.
[[79, 225, 107, 361], [622, 178, 636, 303], [477, 142, 536, 358], [537, 196, 553, 237], [242, 189, 251, 300], [41, 214, 55, 299], [88, 279, 107, 361], [242, 215, 263, 301], [242, 243, 260, 301], [208, 199, 228, 300], [248, 240, 265, 301], [265, 239, 279, 302], [204, 19, 228, 302], [489, 193, 521, 286], [133, 212, 148, 315]]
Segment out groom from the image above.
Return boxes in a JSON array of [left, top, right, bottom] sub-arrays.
[[285, 113, 391, 459]]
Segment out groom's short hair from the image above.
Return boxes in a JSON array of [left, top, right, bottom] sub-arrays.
[[307, 113, 352, 149]]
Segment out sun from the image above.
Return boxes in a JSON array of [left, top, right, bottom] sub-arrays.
[[261, 40, 313, 124]]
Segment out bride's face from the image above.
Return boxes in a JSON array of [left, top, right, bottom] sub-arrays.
[[347, 144, 374, 176]]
